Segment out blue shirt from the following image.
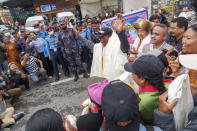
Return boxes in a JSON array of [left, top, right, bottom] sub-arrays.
[[78, 27, 92, 46], [45, 34, 59, 49], [79, 29, 87, 47], [30, 38, 44, 53], [139, 124, 162, 131], [45, 34, 60, 57], [86, 27, 92, 41], [17, 37, 26, 52], [36, 30, 47, 39]]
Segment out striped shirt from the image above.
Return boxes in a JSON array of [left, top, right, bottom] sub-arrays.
[[142, 41, 173, 54], [22, 56, 39, 74]]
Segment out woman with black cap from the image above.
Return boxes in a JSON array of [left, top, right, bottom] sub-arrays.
[[124, 55, 166, 126]]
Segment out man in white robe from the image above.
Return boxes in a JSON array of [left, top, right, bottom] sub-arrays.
[[90, 27, 128, 81]]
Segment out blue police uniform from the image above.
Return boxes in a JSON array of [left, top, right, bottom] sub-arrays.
[[86, 27, 93, 41], [45, 33, 69, 79], [79, 29, 87, 46], [36, 30, 47, 39], [79, 28, 92, 73], [16, 37, 27, 52]]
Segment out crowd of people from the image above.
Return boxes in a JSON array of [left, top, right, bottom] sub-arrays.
[[0, 1, 197, 131]]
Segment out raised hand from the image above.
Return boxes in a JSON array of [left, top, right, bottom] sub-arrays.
[[73, 27, 79, 37], [112, 13, 125, 33], [56, 40, 60, 44], [40, 68, 45, 73]]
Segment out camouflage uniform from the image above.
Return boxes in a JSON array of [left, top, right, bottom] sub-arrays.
[[58, 28, 84, 73]]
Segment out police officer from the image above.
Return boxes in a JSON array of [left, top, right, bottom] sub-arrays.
[[91, 20, 101, 44], [16, 28, 27, 52], [81, 19, 92, 40], [52, 21, 60, 33], [45, 26, 70, 81], [77, 22, 92, 73], [89, 20, 101, 66], [58, 20, 89, 81], [33, 23, 47, 39]]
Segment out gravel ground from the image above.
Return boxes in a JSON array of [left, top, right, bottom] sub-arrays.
[[7, 76, 89, 131]]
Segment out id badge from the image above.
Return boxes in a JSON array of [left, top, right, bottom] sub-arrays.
[[54, 48, 57, 52]]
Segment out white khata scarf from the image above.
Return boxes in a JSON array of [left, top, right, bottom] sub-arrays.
[[90, 31, 127, 81]]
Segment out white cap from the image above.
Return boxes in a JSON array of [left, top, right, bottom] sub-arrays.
[[179, 54, 197, 70]]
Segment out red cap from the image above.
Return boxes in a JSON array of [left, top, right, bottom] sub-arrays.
[[46, 26, 53, 31], [33, 24, 39, 27]]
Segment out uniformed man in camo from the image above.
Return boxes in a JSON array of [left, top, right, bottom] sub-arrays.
[[58, 19, 89, 81]]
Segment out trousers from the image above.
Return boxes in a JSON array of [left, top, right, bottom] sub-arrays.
[[8, 88, 22, 104], [50, 48, 69, 78], [81, 46, 91, 72], [30, 70, 47, 83], [0, 107, 15, 128], [37, 52, 53, 76], [16, 77, 30, 90], [66, 51, 84, 73]]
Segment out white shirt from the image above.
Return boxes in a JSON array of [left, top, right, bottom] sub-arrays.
[[133, 34, 151, 54], [91, 32, 127, 81]]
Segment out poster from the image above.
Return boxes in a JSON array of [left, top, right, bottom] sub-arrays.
[[101, 8, 149, 44], [40, 4, 52, 13]]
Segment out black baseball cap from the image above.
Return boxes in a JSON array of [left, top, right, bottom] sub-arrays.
[[147, 50, 169, 68], [91, 20, 99, 24], [77, 21, 82, 27], [98, 27, 112, 37], [124, 55, 164, 78], [76, 112, 103, 131], [102, 80, 139, 131], [81, 18, 87, 23]]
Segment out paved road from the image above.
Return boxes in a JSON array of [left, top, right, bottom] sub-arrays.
[[9, 76, 89, 131]]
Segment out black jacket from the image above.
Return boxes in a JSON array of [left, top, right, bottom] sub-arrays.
[[117, 31, 130, 54]]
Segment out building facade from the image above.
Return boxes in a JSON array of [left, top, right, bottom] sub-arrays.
[[80, 0, 119, 18], [0, 8, 13, 25], [33, 0, 79, 21], [122, 0, 151, 15]]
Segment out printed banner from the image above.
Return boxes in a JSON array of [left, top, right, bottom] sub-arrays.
[[101, 8, 149, 44]]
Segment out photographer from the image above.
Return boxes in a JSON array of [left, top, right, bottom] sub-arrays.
[[0, 74, 21, 105], [7, 63, 30, 91], [21, 52, 47, 83]]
